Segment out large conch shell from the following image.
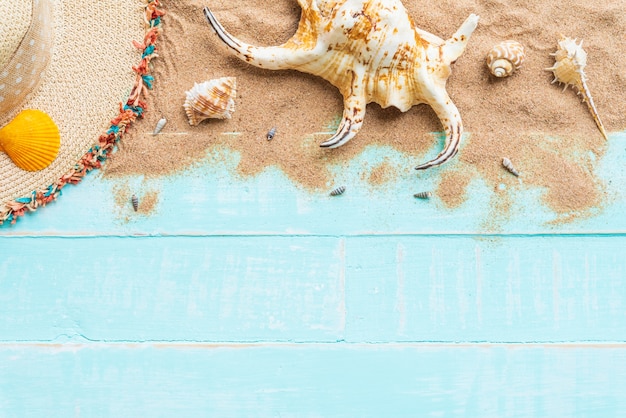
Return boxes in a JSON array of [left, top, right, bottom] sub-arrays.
[[183, 77, 237, 126], [486, 40, 525, 78], [0, 109, 60, 171], [546, 36, 607, 140], [204, 1, 479, 170]]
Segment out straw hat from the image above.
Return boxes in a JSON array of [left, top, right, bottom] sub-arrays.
[[0, 0, 163, 224]]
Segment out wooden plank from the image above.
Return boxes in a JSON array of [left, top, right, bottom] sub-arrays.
[[0, 236, 345, 342], [2, 235, 626, 343], [346, 235, 626, 342], [0, 343, 625, 417]]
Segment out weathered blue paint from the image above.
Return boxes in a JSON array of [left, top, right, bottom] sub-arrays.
[[1, 234, 626, 343], [1, 343, 626, 417], [0, 236, 346, 342], [2, 132, 626, 416]]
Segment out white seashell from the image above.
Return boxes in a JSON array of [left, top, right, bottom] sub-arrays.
[[545, 36, 607, 140], [204, 3, 479, 170], [267, 126, 277, 141], [153, 117, 167, 135], [413, 191, 432, 199], [183, 77, 237, 126], [502, 157, 520, 177], [486, 40, 525, 77], [330, 186, 346, 196]]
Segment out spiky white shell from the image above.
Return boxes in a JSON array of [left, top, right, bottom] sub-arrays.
[[546, 36, 607, 140], [183, 77, 237, 126], [486, 40, 525, 77], [547, 37, 587, 88]]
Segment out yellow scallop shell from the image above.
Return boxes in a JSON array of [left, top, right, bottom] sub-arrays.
[[0, 109, 60, 171]]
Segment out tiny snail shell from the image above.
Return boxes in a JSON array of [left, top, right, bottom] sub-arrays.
[[330, 185, 346, 196], [131, 194, 139, 211], [267, 126, 277, 141], [153, 117, 167, 135], [413, 191, 432, 199], [486, 40, 525, 78], [502, 157, 520, 177]]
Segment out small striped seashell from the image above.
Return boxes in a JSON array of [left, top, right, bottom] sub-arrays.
[[545, 36, 607, 140], [267, 126, 277, 141], [502, 157, 520, 177], [486, 40, 525, 78], [183, 77, 237, 126], [0, 109, 60, 171], [413, 191, 432, 199], [153, 117, 167, 135], [330, 185, 346, 196], [131, 194, 139, 212]]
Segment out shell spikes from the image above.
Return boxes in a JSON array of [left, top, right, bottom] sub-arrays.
[[203, 2, 479, 170], [546, 36, 607, 140]]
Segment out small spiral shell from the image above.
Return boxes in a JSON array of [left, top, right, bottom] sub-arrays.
[[131, 194, 139, 211], [153, 117, 167, 135], [413, 191, 432, 199], [502, 157, 520, 177], [267, 127, 277, 140], [486, 40, 525, 78], [330, 186, 346, 196]]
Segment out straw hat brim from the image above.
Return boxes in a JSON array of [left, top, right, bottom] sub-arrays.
[[0, 0, 164, 224]]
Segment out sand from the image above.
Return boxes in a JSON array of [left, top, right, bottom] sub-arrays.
[[104, 0, 626, 224]]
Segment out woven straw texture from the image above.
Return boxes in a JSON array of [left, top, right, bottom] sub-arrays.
[[0, 3, 31, 69], [0, 0, 144, 210], [0, 0, 53, 122]]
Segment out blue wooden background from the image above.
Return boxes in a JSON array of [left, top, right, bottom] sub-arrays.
[[2, 129, 626, 416]]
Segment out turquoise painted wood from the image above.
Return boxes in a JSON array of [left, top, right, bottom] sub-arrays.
[[2, 125, 626, 415], [0, 236, 345, 342], [1, 343, 626, 417], [2, 235, 626, 343]]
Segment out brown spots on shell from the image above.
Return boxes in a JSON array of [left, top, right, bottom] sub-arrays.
[[287, 5, 322, 49], [344, 11, 375, 42], [391, 43, 416, 71]]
